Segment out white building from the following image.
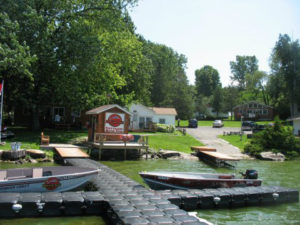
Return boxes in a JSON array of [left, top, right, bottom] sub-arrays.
[[129, 103, 177, 130], [292, 117, 300, 136], [290, 103, 300, 136]]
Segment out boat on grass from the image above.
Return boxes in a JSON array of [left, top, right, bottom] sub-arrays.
[[0, 166, 100, 192], [139, 170, 261, 190]]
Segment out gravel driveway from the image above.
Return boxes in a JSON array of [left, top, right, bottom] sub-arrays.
[[186, 126, 249, 159]]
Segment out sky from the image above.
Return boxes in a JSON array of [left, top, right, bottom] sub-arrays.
[[129, 0, 300, 86]]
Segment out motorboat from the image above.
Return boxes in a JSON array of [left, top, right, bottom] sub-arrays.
[[139, 170, 262, 190], [0, 166, 100, 192]]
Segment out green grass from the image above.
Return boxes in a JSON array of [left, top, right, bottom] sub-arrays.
[[1, 127, 88, 151], [148, 133, 203, 153], [2, 127, 203, 155], [218, 134, 250, 151]]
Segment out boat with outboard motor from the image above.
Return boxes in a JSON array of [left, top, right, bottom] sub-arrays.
[[139, 169, 261, 190], [0, 166, 100, 192]]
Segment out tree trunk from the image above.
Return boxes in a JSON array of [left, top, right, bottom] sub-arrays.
[[31, 105, 40, 130]]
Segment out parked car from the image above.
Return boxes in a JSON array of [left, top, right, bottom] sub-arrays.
[[188, 119, 198, 128], [212, 120, 224, 128], [252, 124, 265, 133], [1, 126, 15, 139], [241, 121, 256, 131]]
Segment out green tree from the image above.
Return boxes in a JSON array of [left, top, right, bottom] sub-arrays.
[[271, 34, 300, 117], [244, 71, 269, 104], [0, 0, 141, 129], [211, 86, 223, 117], [141, 39, 193, 118], [230, 55, 258, 89], [0, 13, 36, 112], [223, 85, 240, 120], [195, 65, 221, 97]]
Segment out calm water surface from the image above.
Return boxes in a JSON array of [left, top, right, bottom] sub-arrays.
[[0, 159, 299, 225]]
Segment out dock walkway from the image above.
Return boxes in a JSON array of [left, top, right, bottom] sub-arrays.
[[0, 158, 298, 224]]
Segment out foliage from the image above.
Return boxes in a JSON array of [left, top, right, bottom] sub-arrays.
[[244, 71, 269, 104], [156, 124, 175, 133], [195, 65, 221, 97], [230, 55, 258, 90], [0, 0, 143, 129], [270, 34, 300, 117], [211, 86, 223, 116], [222, 86, 240, 120], [244, 118, 298, 157], [0, 12, 36, 111], [141, 39, 193, 119]]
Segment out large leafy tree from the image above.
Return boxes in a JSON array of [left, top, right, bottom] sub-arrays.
[[141, 39, 193, 119], [270, 34, 300, 117], [0, 13, 36, 112], [223, 85, 240, 120], [230, 55, 258, 90], [0, 0, 143, 129], [244, 71, 269, 104], [195, 65, 221, 97], [211, 86, 223, 117]]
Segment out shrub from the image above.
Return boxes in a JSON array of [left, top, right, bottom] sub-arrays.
[[156, 124, 175, 133], [244, 117, 298, 157]]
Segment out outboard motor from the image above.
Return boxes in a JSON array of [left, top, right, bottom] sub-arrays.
[[244, 169, 258, 179]]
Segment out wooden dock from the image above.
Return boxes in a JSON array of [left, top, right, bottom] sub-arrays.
[[55, 147, 89, 158], [192, 146, 239, 168]]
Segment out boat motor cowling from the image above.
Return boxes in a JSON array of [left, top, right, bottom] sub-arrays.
[[244, 169, 258, 179]]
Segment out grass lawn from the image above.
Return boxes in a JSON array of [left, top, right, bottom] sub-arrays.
[[0, 127, 88, 151], [2, 127, 203, 155], [147, 133, 203, 153], [218, 134, 250, 151]]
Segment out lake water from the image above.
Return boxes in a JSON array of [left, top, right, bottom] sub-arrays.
[[0, 159, 299, 225]]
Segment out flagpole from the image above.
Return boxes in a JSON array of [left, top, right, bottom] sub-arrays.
[[0, 80, 4, 144]]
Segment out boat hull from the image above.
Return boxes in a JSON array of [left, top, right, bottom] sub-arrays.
[[140, 172, 262, 190], [0, 167, 99, 192]]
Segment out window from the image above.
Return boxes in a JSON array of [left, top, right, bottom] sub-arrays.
[[53, 107, 65, 121], [71, 110, 81, 118], [159, 118, 166, 124], [133, 110, 137, 122]]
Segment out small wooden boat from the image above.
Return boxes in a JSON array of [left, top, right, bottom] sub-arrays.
[[0, 166, 100, 192], [139, 170, 262, 190]]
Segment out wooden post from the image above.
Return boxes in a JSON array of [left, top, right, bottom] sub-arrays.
[[99, 134, 105, 161], [146, 136, 149, 160], [124, 141, 127, 160]]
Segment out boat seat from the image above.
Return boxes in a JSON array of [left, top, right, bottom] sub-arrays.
[[218, 175, 233, 179], [0, 171, 7, 180], [33, 168, 43, 178]]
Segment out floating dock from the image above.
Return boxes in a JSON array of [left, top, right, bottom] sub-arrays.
[[0, 158, 298, 225], [192, 147, 239, 168]]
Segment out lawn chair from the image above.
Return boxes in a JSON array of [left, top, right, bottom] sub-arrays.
[[41, 132, 50, 145]]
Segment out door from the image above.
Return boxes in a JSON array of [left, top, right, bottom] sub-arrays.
[[139, 117, 145, 129]]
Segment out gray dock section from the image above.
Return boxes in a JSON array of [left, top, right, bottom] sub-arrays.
[[0, 158, 298, 225]]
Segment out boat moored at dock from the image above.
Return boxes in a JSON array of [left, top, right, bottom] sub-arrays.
[[139, 170, 262, 190], [0, 166, 100, 192]]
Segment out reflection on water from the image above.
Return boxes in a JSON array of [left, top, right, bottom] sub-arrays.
[[103, 159, 300, 225], [0, 159, 299, 225]]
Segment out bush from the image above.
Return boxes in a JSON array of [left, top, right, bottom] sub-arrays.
[[156, 124, 175, 133], [244, 117, 299, 157]]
